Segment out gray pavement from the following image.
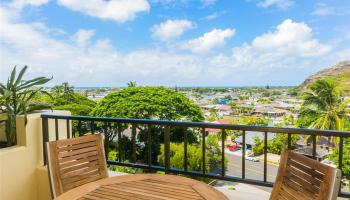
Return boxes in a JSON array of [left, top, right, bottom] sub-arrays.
[[225, 152, 279, 182]]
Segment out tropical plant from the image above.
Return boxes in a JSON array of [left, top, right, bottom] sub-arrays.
[[242, 116, 268, 126], [51, 82, 74, 101], [299, 79, 348, 131], [127, 81, 137, 87], [0, 66, 51, 146]]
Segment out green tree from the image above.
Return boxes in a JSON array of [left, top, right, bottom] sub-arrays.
[[90, 86, 204, 160], [242, 116, 268, 126], [91, 87, 203, 121], [288, 87, 300, 96], [252, 134, 299, 155], [127, 81, 137, 87], [208, 108, 219, 121], [157, 142, 227, 174], [36, 83, 96, 116], [328, 139, 350, 180], [299, 79, 347, 131], [0, 66, 51, 146]]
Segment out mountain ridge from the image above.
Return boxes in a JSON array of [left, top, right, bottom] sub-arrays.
[[301, 61, 350, 94]]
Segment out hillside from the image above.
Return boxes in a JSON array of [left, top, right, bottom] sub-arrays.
[[301, 61, 350, 94]]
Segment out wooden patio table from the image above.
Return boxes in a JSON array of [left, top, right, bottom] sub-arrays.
[[55, 174, 229, 200]]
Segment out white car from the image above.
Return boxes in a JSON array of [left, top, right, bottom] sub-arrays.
[[246, 156, 259, 162]]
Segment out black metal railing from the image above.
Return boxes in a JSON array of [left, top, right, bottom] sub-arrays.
[[41, 114, 350, 198]]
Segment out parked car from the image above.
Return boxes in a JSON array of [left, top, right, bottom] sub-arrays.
[[246, 156, 259, 162], [228, 144, 241, 152]]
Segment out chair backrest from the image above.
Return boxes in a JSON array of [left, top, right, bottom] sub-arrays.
[[46, 134, 108, 198], [270, 150, 341, 200]]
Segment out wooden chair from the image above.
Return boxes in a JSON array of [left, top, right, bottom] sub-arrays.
[[46, 134, 108, 198], [270, 150, 341, 200]]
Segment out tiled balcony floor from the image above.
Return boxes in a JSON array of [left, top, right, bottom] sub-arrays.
[[214, 180, 348, 200], [213, 181, 271, 200]]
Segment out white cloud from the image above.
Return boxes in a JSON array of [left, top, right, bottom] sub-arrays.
[[151, 19, 193, 41], [57, 0, 150, 23], [184, 28, 235, 53], [258, 0, 294, 10], [202, 11, 227, 21], [152, 0, 213, 7], [0, 4, 346, 87], [312, 3, 350, 17], [200, 0, 216, 6], [252, 19, 331, 57], [10, 0, 49, 8], [71, 29, 95, 46], [312, 3, 333, 16]]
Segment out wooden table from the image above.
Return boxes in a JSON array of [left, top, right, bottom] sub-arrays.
[[55, 174, 228, 200]]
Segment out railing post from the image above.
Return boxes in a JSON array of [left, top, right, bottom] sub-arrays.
[[312, 135, 317, 160], [242, 130, 246, 179], [147, 124, 152, 168], [264, 131, 267, 182], [91, 120, 95, 134], [131, 124, 137, 163], [164, 126, 170, 173], [118, 124, 122, 162], [42, 117, 49, 165], [184, 128, 188, 172], [287, 133, 291, 149], [66, 119, 70, 139], [221, 129, 225, 177], [338, 136, 344, 189], [202, 128, 206, 175], [78, 120, 82, 136], [55, 119, 59, 140]]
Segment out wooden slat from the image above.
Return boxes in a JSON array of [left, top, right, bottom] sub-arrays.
[[138, 179, 195, 192], [61, 165, 100, 179], [47, 134, 108, 197], [106, 184, 202, 200], [284, 171, 320, 194], [58, 141, 96, 152], [97, 187, 161, 200], [59, 146, 98, 158], [62, 169, 101, 185], [59, 151, 98, 163], [60, 161, 99, 174], [59, 156, 98, 169], [282, 178, 316, 200], [286, 165, 322, 187], [287, 159, 324, 180], [278, 187, 297, 200], [270, 150, 341, 200], [63, 175, 102, 191], [56, 135, 98, 146], [120, 181, 202, 199]]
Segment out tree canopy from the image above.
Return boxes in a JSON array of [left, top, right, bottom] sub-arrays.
[[91, 86, 204, 121], [297, 78, 348, 130], [35, 82, 96, 116]]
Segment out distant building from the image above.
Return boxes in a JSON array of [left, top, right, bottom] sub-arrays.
[[205, 119, 236, 134], [252, 105, 288, 117], [234, 132, 276, 149]]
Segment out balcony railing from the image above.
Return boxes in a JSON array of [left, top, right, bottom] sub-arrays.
[[41, 114, 350, 198]]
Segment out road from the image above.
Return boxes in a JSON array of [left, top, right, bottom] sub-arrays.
[[225, 152, 278, 183]]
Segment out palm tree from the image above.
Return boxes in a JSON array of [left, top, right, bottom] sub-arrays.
[[300, 79, 349, 145], [127, 81, 137, 87], [0, 66, 51, 146], [62, 82, 74, 99], [302, 79, 347, 131], [52, 82, 74, 99]]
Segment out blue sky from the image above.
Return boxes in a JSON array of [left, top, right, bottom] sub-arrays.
[[0, 0, 349, 87]]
